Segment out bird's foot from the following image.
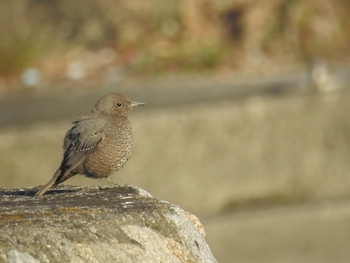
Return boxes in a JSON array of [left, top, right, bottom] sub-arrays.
[[106, 177, 114, 186], [98, 177, 118, 189]]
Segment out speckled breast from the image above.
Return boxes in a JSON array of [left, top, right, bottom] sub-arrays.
[[83, 119, 133, 178]]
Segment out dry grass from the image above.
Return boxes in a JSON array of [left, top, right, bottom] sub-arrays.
[[1, 0, 350, 84]]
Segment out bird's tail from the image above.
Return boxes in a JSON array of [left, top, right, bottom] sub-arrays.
[[34, 168, 62, 197]]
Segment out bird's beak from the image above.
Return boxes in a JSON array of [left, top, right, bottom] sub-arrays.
[[131, 101, 145, 107]]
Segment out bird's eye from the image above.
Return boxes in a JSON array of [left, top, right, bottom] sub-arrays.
[[115, 102, 122, 107]]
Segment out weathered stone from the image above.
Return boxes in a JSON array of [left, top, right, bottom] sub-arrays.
[[0, 186, 217, 263]]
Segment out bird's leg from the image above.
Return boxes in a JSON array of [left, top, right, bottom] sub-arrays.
[[97, 177, 115, 189], [107, 177, 121, 188], [106, 177, 114, 186]]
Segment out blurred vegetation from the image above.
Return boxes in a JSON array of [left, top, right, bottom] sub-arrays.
[[0, 0, 349, 82]]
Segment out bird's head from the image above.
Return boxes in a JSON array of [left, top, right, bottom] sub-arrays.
[[93, 92, 145, 118]]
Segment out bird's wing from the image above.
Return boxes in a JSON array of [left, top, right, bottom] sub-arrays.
[[36, 117, 108, 196], [60, 116, 107, 170], [64, 117, 107, 154]]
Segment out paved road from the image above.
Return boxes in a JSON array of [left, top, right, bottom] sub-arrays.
[[1, 65, 349, 127], [204, 197, 350, 263]]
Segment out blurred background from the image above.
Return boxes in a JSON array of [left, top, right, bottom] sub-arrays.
[[1, 0, 350, 262]]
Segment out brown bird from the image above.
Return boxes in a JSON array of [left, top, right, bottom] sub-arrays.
[[35, 92, 144, 196]]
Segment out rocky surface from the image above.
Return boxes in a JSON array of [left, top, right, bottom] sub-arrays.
[[0, 185, 217, 263]]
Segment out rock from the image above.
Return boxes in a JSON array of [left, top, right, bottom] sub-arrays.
[[7, 250, 40, 263], [0, 185, 217, 263]]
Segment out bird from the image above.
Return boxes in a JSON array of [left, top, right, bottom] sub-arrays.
[[35, 92, 144, 196]]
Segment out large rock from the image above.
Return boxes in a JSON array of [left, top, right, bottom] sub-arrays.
[[0, 186, 217, 263]]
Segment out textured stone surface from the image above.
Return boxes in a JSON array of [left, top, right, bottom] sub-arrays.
[[0, 186, 217, 263]]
